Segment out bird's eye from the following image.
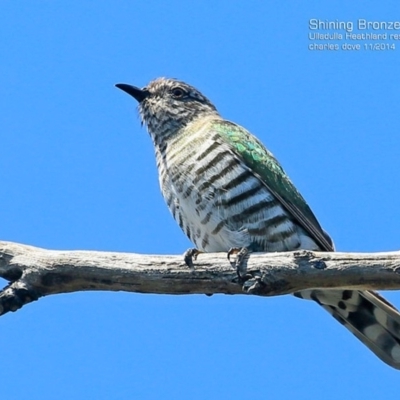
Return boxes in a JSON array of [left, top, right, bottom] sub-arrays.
[[171, 87, 185, 98]]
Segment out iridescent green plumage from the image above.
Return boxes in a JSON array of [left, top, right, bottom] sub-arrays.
[[213, 120, 333, 252]]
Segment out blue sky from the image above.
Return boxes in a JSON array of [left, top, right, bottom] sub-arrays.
[[1, 1, 400, 398]]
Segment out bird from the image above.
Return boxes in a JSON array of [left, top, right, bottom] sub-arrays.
[[116, 77, 400, 369]]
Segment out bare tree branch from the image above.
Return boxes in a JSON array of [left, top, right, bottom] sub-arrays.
[[1, 240, 400, 316]]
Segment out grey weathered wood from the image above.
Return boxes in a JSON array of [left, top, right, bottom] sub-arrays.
[[1, 240, 400, 316]]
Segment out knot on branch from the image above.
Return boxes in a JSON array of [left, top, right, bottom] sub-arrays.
[[293, 249, 329, 270]]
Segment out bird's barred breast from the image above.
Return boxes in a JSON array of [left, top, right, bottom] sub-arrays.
[[155, 127, 318, 252]]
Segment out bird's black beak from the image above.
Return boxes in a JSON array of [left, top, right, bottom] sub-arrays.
[[115, 83, 150, 103]]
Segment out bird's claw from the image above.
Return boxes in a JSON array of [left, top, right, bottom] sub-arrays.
[[183, 248, 202, 268], [227, 247, 250, 279]]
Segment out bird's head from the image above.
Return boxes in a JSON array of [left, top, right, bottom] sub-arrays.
[[116, 78, 219, 141]]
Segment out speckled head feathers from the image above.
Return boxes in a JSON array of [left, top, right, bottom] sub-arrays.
[[117, 78, 219, 141]]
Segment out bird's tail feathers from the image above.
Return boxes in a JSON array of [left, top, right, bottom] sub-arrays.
[[295, 289, 400, 369]]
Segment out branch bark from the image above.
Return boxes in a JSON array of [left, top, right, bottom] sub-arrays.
[[1, 240, 400, 316]]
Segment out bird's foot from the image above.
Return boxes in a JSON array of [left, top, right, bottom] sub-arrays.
[[227, 247, 251, 280], [183, 248, 202, 268]]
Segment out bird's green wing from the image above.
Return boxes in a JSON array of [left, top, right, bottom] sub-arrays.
[[213, 120, 333, 252]]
